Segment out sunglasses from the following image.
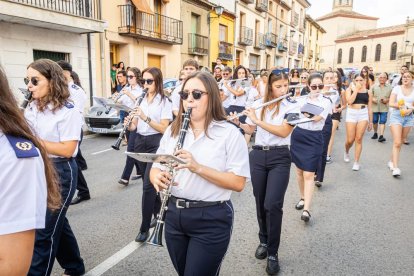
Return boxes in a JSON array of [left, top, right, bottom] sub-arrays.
[[301, 76, 308, 79], [271, 68, 289, 76], [310, 84, 324, 90], [140, 79, 154, 85], [179, 78, 184, 81], [179, 89, 208, 100], [127, 75, 135, 79], [24, 77, 39, 86], [222, 73, 229, 76]]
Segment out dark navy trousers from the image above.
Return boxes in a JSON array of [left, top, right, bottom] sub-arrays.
[[315, 114, 333, 183], [165, 200, 234, 276], [121, 130, 141, 180], [29, 158, 84, 276], [250, 147, 291, 256], [76, 130, 90, 198], [134, 133, 162, 232]]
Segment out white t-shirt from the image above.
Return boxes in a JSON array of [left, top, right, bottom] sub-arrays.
[[0, 132, 47, 235], [390, 85, 414, 111], [25, 101, 82, 157], [136, 94, 173, 136], [297, 94, 331, 131], [246, 99, 300, 146], [171, 84, 183, 113], [152, 121, 250, 201]]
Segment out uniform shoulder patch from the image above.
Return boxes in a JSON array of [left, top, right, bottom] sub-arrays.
[[64, 101, 74, 109], [71, 84, 80, 90], [5, 135, 39, 158]]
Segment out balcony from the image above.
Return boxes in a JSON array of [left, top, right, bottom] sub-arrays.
[[240, 0, 254, 4], [239, 26, 253, 46], [290, 11, 299, 27], [188, 33, 208, 56], [119, 5, 183, 44], [308, 49, 314, 59], [299, 21, 305, 33], [256, 0, 268, 12], [298, 43, 304, 58], [289, 41, 298, 55], [254, 33, 266, 50], [265, 32, 277, 48], [0, 0, 104, 33], [278, 38, 288, 52], [218, 41, 233, 61]]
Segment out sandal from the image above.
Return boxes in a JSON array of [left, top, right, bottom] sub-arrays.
[[301, 210, 311, 222], [295, 198, 305, 210]]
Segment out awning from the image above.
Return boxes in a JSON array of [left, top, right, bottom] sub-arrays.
[[131, 0, 153, 14]]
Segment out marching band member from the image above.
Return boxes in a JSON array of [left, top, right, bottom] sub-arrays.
[[387, 70, 414, 177], [225, 65, 250, 121], [219, 66, 233, 111], [236, 69, 299, 275], [127, 67, 173, 242], [24, 59, 85, 276], [150, 72, 250, 276], [344, 73, 373, 171], [0, 66, 60, 276], [117, 67, 144, 185], [291, 73, 331, 222]]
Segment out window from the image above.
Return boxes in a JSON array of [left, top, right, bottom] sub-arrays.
[[361, 45, 367, 62], [337, 48, 342, 64], [281, 10, 284, 21], [249, 54, 259, 70], [33, 50, 68, 62], [349, 47, 354, 63], [375, 44, 381, 61], [390, 42, 397, 60], [219, 24, 227, 42]]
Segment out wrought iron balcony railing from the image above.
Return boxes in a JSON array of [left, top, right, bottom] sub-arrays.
[[188, 33, 208, 55], [218, 41, 233, 61], [254, 33, 266, 50], [298, 43, 304, 58], [278, 38, 288, 52], [239, 26, 253, 46], [291, 11, 299, 27], [265, 32, 277, 48], [255, 0, 268, 12], [289, 41, 298, 55], [119, 5, 183, 44], [6, 0, 101, 19]]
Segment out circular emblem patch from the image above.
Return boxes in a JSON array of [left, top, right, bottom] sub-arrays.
[[16, 142, 32, 151]]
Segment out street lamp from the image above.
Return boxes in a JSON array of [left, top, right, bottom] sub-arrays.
[[208, 5, 224, 23]]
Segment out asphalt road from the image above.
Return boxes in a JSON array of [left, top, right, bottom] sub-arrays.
[[52, 123, 414, 276]]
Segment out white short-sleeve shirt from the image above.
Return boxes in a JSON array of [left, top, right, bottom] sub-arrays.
[[171, 84, 183, 112], [152, 121, 250, 201], [231, 86, 248, 107], [246, 99, 300, 146], [117, 85, 143, 109], [0, 132, 47, 235], [297, 94, 331, 131], [221, 85, 234, 108], [25, 101, 82, 157], [68, 82, 87, 127], [390, 85, 414, 111], [136, 94, 173, 136]]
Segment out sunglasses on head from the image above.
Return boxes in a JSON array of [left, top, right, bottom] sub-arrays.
[[179, 89, 208, 100], [127, 75, 135, 79], [24, 77, 39, 86], [140, 79, 154, 85], [310, 84, 324, 90], [271, 68, 289, 76]]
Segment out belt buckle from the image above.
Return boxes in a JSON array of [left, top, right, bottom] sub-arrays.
[[262, 146, 270, 151], [175, 198, 187, 209]]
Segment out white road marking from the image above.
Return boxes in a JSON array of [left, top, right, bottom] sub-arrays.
[[91, 148, 113, 155], [85, 241, 145, 276]]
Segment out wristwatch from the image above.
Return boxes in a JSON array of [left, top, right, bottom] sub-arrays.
[[144, 116, 152, 124]]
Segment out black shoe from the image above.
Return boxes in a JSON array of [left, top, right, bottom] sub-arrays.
[[130, 174, 142, 181], [80, 165, 88, 171], [255, 243, 268, 260], [315, 181, 322, 188], [371, 133, 378, 139], [150, 218, 157, 228], [301, 210, 311, 222], [295, 198, 304, 210], [118, 179, 129, 186], [135, 231, 149, 243], [70, 195, 90, 205], [266, 255, 280, 275], [378, 136, 386, 142]]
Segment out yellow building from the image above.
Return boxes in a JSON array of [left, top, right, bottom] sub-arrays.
[[304, 15, 326, 70], [208, 2, 236, 70], [95, 0, 183, 97]]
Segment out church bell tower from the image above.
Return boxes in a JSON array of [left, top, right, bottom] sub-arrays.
[[332, 0, 353, 12]]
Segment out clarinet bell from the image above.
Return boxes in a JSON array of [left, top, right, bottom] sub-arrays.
[[111, 137, 122, 150], [146, 221, 164, 247]]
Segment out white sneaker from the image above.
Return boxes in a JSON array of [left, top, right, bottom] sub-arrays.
[[352, 162, 360, 171], [392, 168, 401, 177], [326, 156, 333, 164], [387, 161, 394, 171], [344, 152, 350, 163]]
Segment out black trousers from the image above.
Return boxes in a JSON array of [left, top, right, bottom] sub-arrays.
[[29, 158, 84, 276], [165, 200, 234, 276], [76, 130, 90, 198], [250, 147, 291, 256], [121, 130, 141, 180], [134, 133, 162, 232], [315, 115, 333, 182]]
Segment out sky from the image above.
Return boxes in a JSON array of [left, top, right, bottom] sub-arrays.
[[307, 0, 411, 28]]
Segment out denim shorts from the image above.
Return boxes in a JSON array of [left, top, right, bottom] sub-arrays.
[[389, 110, 414, 127], [373, 112, 388, 124]]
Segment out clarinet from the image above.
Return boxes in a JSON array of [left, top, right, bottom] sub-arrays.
[[111, 88, 148, 150], [20, 91, 32, 110], [147, 107, 192, 247]]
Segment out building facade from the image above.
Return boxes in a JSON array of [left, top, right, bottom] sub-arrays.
[[0, 0, 105, 105], [304, 15, 325, 70]]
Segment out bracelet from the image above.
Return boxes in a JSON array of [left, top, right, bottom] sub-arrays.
[[144, 117, 151, 124]]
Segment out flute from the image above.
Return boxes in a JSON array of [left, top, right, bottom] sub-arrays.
[[288, 83, 336, 89]]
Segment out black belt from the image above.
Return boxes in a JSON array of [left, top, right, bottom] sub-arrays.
[[252, 145, 289, 151], [51, 157, 74, 163], [170, 196, 226, 209]]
